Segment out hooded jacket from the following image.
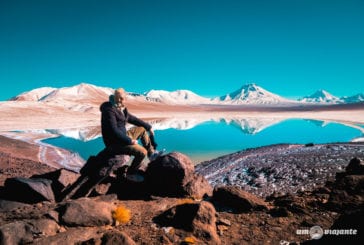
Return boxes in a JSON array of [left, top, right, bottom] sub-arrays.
[[100, 101, 152, 147]]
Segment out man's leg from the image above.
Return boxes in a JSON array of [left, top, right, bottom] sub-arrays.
[[108, 144, 147, 174], [127, 127, 155, 157]]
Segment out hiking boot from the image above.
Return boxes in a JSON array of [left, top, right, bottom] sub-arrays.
[[148, 149, 166, 161]]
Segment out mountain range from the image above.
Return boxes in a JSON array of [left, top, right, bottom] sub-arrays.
[[10, 82, 364, 105]]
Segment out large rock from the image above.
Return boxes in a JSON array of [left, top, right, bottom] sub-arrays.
[[212, 185, 268, 212], [154, 201, 220, 244], [345, 157, 364, 175], [184, 174, 213, 199], [31, 227, 101, 245], [145, 152, 195, 197], [192, 201, 220, 244], [0, 199, 31, 212], [32, 169, 80, 199], [60, 152, 130, 200], [80, 150, 130, 178], [4, 177, 55, 203], [110, 177, 149, 200], [327, 158, 364, 212], [60, 197, 115, 227], [0, 219, 60, 244], [334, 175, 364, 194]]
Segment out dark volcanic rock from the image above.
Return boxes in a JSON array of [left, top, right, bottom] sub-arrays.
[[212, 185, 268, 212], [145, 152, 195, 197], [327, 157, 364, 212], [345, 157, 364, 175], [4, 177, 55, 203], [32, 169, 79, 199], [80, 150, 130, 178]]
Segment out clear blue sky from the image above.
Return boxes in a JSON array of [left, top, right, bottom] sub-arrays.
[[1, 0, 363, 100]]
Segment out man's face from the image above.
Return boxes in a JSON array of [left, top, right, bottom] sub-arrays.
[[114, 90, 126, 107]]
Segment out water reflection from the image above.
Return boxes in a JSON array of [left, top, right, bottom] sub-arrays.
[[7, 116, 362, 168], [39, 116, 363, 142]]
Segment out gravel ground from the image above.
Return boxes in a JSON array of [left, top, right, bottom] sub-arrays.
[[196, 143, 364, 197]]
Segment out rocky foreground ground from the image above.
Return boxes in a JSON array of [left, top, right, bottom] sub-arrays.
[[197, 143, 364, 197], [0, 140, 363, 244]]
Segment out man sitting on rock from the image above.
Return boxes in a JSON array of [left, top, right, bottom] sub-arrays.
[[100, 88, 163, 182]]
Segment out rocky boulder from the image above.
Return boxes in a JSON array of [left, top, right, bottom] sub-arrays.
[[3, 177, 55, 203], [345, 157, 364, 175], [31, 227, 101, 245], [154, 201, 220, 244], [145, 152, 196, 197], [80, 150, 130, 178], [32, 169, 79, 199], [327, 157, 364, 212], [59, 197, 115, 227], [0, 219, 60, 244], [212, 185, 269, 212], [184, 174, 213, 200], [0, 199, 31, 212]]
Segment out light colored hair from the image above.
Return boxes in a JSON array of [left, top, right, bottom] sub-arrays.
[[115, 88, 126, 96]]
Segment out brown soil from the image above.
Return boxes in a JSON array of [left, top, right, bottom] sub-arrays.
[[0, 135, 56, 186]]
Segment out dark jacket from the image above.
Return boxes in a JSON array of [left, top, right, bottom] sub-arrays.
[[100, 101, 152, 147]]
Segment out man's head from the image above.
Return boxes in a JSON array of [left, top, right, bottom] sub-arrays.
[[114, 88, 127, 108]]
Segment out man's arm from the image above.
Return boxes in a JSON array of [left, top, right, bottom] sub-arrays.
[[127, 112, 152, 131], [128, 112, 158, 148]]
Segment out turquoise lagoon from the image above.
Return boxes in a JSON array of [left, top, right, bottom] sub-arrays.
[[43, 118, 363, 164]]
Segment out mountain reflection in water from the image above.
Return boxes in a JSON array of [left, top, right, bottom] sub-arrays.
[[41, 117, 364, 164]]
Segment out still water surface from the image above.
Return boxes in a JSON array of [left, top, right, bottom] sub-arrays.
[[43, 118, 363, 164]]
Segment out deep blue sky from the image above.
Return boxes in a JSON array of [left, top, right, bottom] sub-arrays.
[[1, 0, 363, 100]]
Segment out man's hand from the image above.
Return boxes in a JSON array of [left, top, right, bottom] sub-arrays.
[[131, 139, 138, 145]]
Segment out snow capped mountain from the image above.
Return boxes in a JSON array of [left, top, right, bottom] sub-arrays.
[[299, 90, 343, 104], [10, 87, 56, 101], [145, 89, 213, 104], [41, 83, 113, 103], [8, 82, 363, 106], [218, 83, 295, 104], [341, 93, 364, 104], [10, 83, 113, 104]]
